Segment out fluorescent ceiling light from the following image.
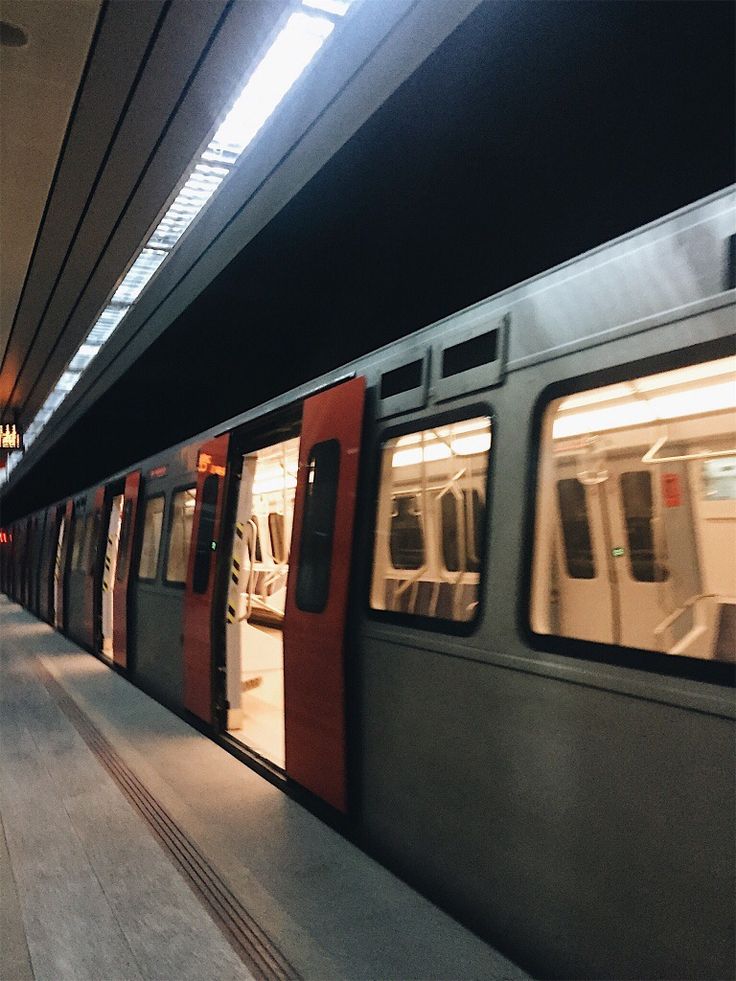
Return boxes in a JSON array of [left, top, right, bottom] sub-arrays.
[[553, 378, 736, 438], [303, 0, 350, 16], [13, 3, 351, 459], [110, 248, 168, 305], [206, 13, 334, 161]]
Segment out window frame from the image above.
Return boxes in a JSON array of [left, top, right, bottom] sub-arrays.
[[367, 402, 495, 637], [136, 494, 167, 583], [163, 484, 197, 587], [523, 340, 735, 687]]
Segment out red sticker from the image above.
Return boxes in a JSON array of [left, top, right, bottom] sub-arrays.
[[662, 472, 681, 507]]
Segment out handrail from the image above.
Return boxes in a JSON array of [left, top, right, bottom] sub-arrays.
[[653, 592, 720, 636], [642, 435, 736, 465]]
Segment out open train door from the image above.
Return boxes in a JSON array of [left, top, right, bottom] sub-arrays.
[[283, 376, 365, 813], [183, 435, 230, 724], [112, 471, 141, 668]]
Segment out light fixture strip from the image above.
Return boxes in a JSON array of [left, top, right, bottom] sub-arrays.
[[14, 1, 351, 461]]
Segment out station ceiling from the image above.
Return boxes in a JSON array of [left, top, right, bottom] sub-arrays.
[[0, 0, 479, 476], [0, 0, 291, 425]]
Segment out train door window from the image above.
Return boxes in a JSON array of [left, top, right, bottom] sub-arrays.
[[138, 496, 165, 580], [295, 439, 340, 614], [192, 475, 219, 593], [165, 487, 197, 584], [224, 435, 299, 768], [371, 416, 492, 624], [530, 354, 736, 663], [620, 471, 668, 583], [391, 495, 424, 569], [556, 479, 596, 579], [101, 495, 124, 656]]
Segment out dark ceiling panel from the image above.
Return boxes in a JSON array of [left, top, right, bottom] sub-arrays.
[[0, 0, 165, 412], [11, 0, 228, 418], [16, 0, 285, 430]]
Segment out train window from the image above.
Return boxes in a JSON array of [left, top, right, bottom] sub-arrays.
[[371, 415, 491, 624], [165, 487, 197, 584], [295, 440, 340, 613], [530, 354, 736, 662], [192, 474, 219, 594], [702, 457, 736, 500], [138, 496, 165, 580], [115, 501, 133, 582], [556, 479, 596, 579]]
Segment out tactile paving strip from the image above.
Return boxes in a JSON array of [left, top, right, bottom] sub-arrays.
[[35, 658, 299, 981]]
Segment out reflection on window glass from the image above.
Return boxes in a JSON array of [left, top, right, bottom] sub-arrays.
[[531, 355, 736, 662], [702, 457, 736, 500], [166, 488, 197, 583], [371, 416, 491, 624], [138, 496, 165, 580], [557, 479, 595, 580]]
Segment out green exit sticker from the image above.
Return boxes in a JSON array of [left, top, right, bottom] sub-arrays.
[[211, 541, 217, 551], [612, 546, 625, 557]]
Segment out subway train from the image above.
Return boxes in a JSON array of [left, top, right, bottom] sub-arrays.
[[2, 187, 735, 980]]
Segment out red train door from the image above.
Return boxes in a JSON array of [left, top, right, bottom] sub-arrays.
[[283, 376, 365, 813], [112, 471, 141, 668], [183, 435, 230, 723]]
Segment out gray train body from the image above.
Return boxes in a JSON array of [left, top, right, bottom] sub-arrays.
[[3, 187, 734, 979]]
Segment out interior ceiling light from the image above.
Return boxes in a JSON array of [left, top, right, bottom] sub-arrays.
[[6, 1, 351, 479], [552, 358, 736, 439]]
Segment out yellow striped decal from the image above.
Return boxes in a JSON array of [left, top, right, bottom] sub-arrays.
[[225, 522, 246, 623]]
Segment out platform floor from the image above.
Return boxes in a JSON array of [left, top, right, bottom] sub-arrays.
[[0, 597, 526, 981]]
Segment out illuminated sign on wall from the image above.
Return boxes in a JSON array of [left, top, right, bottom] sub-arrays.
[[0, 424, 22, 450]]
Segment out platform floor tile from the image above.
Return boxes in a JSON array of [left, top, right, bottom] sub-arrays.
[[0, 597, 527, 980]]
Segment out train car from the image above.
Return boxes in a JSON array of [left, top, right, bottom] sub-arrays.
[[3, 188, 735, 979]]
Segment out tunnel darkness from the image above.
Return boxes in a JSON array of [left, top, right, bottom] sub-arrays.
[[2, 0, 734, 520]]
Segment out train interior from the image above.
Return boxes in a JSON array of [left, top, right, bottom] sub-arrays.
[[531, 355, 736, 660], [225, 435, 300, 767], [370, 416, 492, 623]]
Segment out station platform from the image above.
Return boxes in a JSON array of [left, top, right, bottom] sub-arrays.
[[0, 597, 525, 981]]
